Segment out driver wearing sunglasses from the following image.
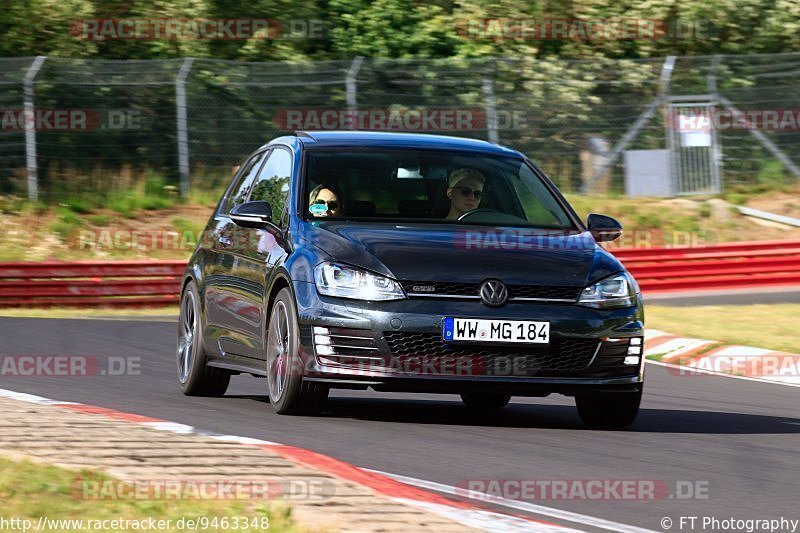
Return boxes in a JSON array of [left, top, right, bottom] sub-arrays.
[[309, 184, 342, 217], [445, 168, 485, 220]]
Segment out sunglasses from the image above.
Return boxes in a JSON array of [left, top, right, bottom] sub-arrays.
[[313, 199, 339, 210], [453, 186, 483, 199]]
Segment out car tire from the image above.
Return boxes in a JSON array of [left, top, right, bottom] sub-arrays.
[[575, 389, 642, 429], [177, 281, 231, 397], [460, 392, 512, 409], [266, 288, 329, 415]]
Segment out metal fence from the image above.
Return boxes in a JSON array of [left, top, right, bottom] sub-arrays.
[[1, 53, 799, 200]]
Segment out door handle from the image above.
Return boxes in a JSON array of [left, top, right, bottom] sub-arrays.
[[218, 235, 233, 249]]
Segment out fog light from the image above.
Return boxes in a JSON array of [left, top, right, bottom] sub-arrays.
[[313, 326, 330, 335], [630, 337, 642, 346], [628, 345, 642, 355], [316, 345, 335, 356], [314, 335, 331, 345], [624, 355, 640, 365]]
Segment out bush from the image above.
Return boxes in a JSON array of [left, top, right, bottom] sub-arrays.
[[88, 214, 112, 226], [109, 196, 137, 218], [62, 197, 93, 214], [50, 208, 84, 241], [139, 196, 174, 210]]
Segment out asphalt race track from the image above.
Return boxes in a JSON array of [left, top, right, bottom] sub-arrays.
[[1, 316, 798, 531]]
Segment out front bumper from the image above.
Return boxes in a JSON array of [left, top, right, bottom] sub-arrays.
[[292, 280, 645, 396]]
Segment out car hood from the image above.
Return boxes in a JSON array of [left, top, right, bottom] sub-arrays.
[[298, 222, 624, 287]]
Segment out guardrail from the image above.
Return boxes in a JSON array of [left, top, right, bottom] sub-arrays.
[[0, 261, 185, 308], [0, 239, 799, 307], [613, 239, 800, 292]]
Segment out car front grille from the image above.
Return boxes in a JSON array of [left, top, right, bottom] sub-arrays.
[[383, 332, 599, 376], [400, 281, 581, 302], [311, 327, 640, 379]]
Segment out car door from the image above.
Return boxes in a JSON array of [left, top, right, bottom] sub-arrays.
[[204, 150, 267, 358], [225, 146, 294, 361], [216, 147, 293, 361]]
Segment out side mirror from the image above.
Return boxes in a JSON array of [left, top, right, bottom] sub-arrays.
[[587, 213, 622, 242], [230, 201, 273, 229]]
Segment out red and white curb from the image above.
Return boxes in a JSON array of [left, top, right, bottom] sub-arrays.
[[645, 329, 800, 385], [0, 387, 655, 533]]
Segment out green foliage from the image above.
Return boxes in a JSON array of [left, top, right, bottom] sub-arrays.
[[50, 207, 84, 240], [0, 0, 97, 57], [171, 216, 198, 234], [0, 196, 29, 215], [88, 214, 111, 226], [108, 196, 138, 218], [139, 196, 174, 210], [724, 192, 747, 205], [2, 0, 798, 203], [724, 159, 795, 197], [2, 0, 800, 60], [62, 197, 93, 214], [755, 160, 793, 191]]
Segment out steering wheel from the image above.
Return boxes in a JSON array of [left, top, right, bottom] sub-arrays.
[[457, 208, 500, 221]]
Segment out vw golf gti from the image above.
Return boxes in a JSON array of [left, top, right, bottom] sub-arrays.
[[177, 131, 645, 428]]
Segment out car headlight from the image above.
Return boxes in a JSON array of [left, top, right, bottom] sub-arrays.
[[314, 262, 406, 301], [578, 272, 637, 309]]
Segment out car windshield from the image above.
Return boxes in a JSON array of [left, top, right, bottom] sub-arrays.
[[303, 149, 576, 229]]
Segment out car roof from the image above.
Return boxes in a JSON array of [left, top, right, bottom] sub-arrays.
[[265, 131, 524, 158]]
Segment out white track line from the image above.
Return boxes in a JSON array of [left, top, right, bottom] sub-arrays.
[[0, 388, 78, 405], [364, 468, 658, 533], [391, 497, 585, 532]]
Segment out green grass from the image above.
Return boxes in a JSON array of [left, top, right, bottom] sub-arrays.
[[0, 456, 301, 532], [50, 208, 84, 242], [139, 196, 175, 210], [0, 196, 30, 215], [646, 304, 800, 354], [172, 216, 201, 235], [108, 196, 139, 218], [31, 170, 185, 220], [61, 198, 93, 215], [87, 214, 112, 227]]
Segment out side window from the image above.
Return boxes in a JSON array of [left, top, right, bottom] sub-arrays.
[[225, 151, 265, 214], [248, 148, 292, 228]]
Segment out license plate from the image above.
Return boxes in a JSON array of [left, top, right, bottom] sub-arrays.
[[442, 318, 550, 344]]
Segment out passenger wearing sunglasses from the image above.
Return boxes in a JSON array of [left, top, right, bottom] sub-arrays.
[[445, 168, 485, 220], [309, 184, 341, 217]]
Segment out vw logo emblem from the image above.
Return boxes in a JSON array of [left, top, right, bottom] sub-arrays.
[[480, 279, 508, 307]]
